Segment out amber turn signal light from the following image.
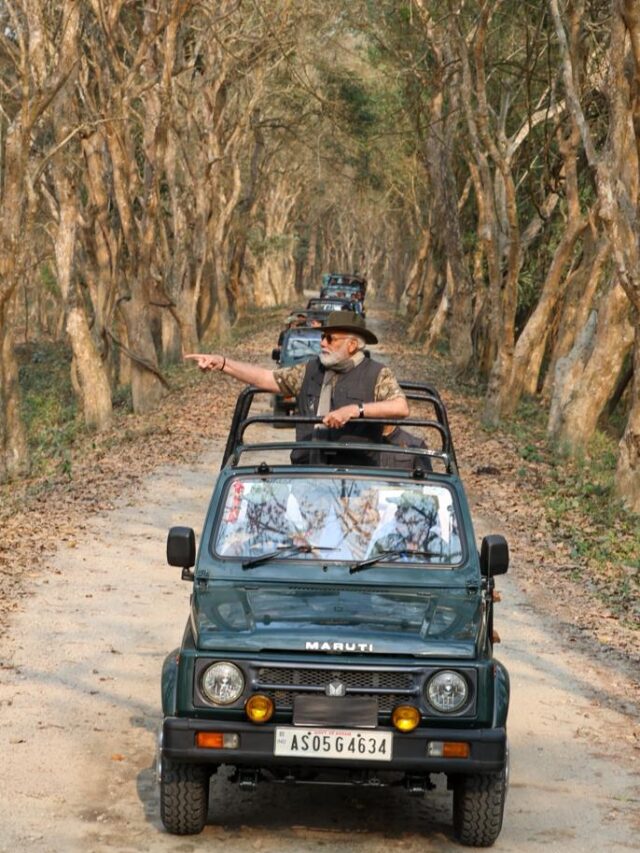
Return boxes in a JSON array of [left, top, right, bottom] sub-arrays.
[[245, 694, 274, 724], [443, 741, 470, 758], [391, 705, 421, 732], [196, 732, 223, 749], [195, 731, 239, 749], [427, 740, 470, 758]]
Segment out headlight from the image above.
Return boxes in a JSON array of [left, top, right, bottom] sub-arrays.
[[201, 662, 245, 705], [426, 670, 468, 713]]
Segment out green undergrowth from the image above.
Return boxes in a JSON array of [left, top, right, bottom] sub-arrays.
[[17, 342, 80, 478], [501, 397, 639, 626]]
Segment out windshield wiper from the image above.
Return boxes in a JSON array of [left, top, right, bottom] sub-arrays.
[[349, 549, 441, 574], [242, 543, 336, 570]]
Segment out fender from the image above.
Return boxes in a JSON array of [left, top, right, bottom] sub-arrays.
[[161, 648, 181, 716], [492, 659, 510, 728]]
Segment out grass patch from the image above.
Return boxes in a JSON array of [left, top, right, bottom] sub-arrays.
[[504, 396, 640, 626]]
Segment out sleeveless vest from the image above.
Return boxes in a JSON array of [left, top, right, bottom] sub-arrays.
[[292, 357, 385, 464]]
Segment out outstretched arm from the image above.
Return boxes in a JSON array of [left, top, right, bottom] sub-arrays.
[[184, 353, 280, 393]]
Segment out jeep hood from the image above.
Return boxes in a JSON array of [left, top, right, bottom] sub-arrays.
[[192, 585, 482, 659]]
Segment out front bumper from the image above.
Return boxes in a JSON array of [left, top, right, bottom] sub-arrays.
[[162, 716, 507, 775]]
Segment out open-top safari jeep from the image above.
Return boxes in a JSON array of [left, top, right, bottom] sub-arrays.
[[322, 272, 368, 293], [320, 272, 367, 305], [159, 382, 510, 846], [320, 283, 366, 306], [306, 296, 364, 317]]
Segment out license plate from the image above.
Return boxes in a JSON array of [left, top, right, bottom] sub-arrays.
[[274, 727, 392, 761]]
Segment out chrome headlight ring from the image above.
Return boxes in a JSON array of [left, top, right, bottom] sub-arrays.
[[200, 661, 245, 705], [425, 669, 469, 713]]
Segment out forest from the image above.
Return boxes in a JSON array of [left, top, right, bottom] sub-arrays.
[[0, 0, 638, 512]]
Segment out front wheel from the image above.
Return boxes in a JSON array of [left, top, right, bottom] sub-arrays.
[[160, 758, 210, 835], [451, 768, 507, 847]]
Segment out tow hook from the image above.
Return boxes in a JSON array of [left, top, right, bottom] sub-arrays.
[[404, 774, 433, 795], [236, 769, 260, 790]]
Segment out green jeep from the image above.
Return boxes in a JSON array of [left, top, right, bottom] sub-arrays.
[[270, 326, 322, 416], [159, 383, 510, 846]]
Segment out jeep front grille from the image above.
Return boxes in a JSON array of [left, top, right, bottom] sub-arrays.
[[254, 666, 417, 713]]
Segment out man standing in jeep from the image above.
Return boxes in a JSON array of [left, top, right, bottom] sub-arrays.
[[185, 311, 409, 461]]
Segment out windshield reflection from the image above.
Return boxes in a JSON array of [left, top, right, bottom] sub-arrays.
[[213, 476, 463, 565]]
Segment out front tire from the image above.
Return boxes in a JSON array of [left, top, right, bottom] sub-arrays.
[[160, 759, 210, 835], [451, 769, 507, 847]]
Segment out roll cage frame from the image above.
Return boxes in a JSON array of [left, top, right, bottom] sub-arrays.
[[221, 381, 458, 474]]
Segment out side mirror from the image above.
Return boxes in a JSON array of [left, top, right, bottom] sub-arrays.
[[167, 526, 196, 569], [480, 535, 509, 576]]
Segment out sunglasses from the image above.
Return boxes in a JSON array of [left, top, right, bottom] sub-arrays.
[[321, 332, 351, 344]]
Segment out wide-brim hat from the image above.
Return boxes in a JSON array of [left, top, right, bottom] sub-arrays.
[[319, 310, 378, 344]]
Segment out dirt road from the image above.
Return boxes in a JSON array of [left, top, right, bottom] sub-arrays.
[[1, 429, 638, 852]]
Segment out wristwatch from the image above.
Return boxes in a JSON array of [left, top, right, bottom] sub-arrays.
[[358, 403, 365, 418]]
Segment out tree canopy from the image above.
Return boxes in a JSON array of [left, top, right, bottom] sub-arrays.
[[0, 0, 638, 511]]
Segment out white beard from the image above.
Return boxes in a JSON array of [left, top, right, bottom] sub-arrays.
[[319, 350, 348, 368]]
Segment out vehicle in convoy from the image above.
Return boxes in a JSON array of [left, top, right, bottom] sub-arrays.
[[159, 383, 510, 846], [320, 284, 365, 306], [270, 326, 322, 416], [306, 297, 364, 317], [322, 272, 367, 292], [321, 273, 367, 304]]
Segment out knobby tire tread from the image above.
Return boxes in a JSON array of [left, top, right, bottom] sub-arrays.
[[160, 760, 209, 835], [452, 770, 506, 847]]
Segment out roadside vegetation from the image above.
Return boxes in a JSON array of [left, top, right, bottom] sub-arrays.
[[504, 401, 639, 628]]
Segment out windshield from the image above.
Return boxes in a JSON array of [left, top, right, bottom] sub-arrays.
[[310, 301, 348, 312], [283, 333, 322, 361], [212, 476, 464, 565], [322, 286, 361, 298]]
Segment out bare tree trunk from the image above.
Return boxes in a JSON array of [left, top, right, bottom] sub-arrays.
[[400, 227, 431, 317], [615, 328, 640, 508], [0, 301, 29, 481], [504, 216, 588, 406], [0, 97, 32, 479], [541, 233, 610, 399], [408, 261, 441, 341], [410, 5, 474, 372], [105, 111, 166, 413], [548, 283, 633, 449], [422, 265, 453, 353], [250, 175, 300, 307], [117, 296, 167, 414], [227, 112, 265, 319], [51, 95, 113, 430], [481, 163, 521, 425]]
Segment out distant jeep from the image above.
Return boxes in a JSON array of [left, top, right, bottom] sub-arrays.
[[159, 383, 510, 847], [270, 326, 322, 416]]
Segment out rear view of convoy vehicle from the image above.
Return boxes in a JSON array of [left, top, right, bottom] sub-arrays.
[[320, 272, 367, 307], [159, 382, 510, 846]]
